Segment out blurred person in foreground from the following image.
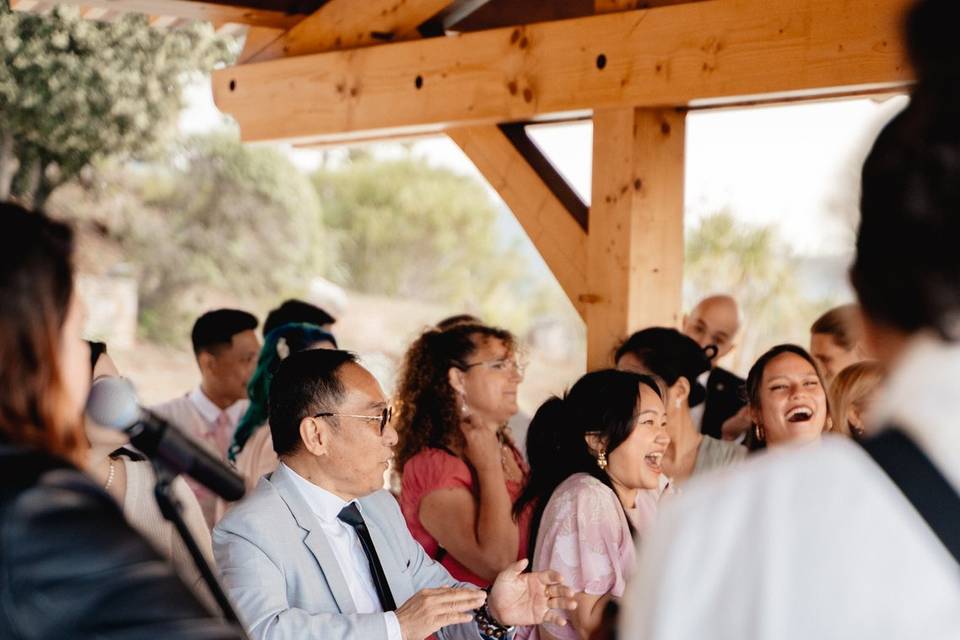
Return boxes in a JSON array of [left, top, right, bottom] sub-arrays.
[[152, 307, 260, 527], [394, 323, 530, 588], [229, 322, 337, 494], [829, 361, 885, 439], [681, 295, 750, 441], [622, 2, 960, 636], [513, 370, 669, 640], [213, 348, 575, 640], [616, 328, 746, 487], [0, 203, 242, 639], [809, 303, 870, 384]]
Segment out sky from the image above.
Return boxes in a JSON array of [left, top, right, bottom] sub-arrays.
[[180, 81, 908, 259]]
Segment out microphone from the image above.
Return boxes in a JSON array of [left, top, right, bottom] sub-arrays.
[[86, 377, 246, 502]]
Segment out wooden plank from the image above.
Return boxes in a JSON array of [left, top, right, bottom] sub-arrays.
[[245, 0, 453, 63], [448, 125, 588, 318], [22, 0, 305, 29], [237, 25, 287, 63], [212, 0, 912, 145], [586, 107, 685, 370]]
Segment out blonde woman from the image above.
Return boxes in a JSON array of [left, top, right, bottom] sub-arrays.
[[829, 361, 884, 439]]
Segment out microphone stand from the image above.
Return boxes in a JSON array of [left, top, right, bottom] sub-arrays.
[[151, 461, 243, 627]]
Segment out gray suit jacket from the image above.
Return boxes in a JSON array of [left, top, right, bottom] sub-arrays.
[[213, 469, 484, 640]]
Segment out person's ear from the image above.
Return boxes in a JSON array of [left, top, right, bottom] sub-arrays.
[[448, 366, 466, 396], [584, 432, 607, 457], [848, 405, 864, 432], [299, 416, 330, 457], [197, 351, 216, 376], [748, 405, 762, 429], [671, 377, 691, 409]]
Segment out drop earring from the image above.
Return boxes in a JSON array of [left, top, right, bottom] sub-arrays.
[[755, 424, 765, 442], [597, 449, 608, 470]]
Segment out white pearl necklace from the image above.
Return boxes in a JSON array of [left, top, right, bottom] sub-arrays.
[[103, 458, 116, 490]]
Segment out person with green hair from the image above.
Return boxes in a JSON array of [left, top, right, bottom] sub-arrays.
[[227, 322, 337, 499]]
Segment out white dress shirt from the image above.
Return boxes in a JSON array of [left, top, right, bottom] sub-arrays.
[[621, 334, 960, 640], [278, 463, 403, 640], [188, 387, 248, 430]]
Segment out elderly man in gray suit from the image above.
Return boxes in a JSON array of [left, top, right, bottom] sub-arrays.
[[214, 349, 575, 640]]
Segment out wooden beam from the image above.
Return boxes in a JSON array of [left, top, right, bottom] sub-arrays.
[[586, 108, 685, 370], [21, 0, 304, 29], [497, 123, 589, 232], [213, 0, 912, 145], [245, 0, 453, 63], [448, 125, 588, 318]]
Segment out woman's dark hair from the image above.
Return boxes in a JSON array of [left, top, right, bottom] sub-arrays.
[[851, 0, 960, 339], [744, 344, 829, 450], [394, 322, 517, 471], [0, 203, 80, 460], [615, 327, 711, 407], [87, 341, 107, 375], [513, 369, 663, 560]]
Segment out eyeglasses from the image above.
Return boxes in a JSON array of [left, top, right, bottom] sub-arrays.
[[462, 357, 527, 376], [314, 406, 393, 434]]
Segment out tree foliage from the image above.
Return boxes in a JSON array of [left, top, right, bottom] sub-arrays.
[[312, 156, 564, 329], [685, 210, 832, 372], [0, 1, 231, 207], [92, 132, 327, 342]]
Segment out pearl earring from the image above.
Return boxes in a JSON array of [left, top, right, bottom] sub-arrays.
[[597, 449, 608, 470]]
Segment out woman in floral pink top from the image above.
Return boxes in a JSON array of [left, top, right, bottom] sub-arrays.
[[513, 370, 670, 640]]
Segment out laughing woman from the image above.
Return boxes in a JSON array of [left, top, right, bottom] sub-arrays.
[[513, 370, 669, 640], [745, 344, 831, 450]]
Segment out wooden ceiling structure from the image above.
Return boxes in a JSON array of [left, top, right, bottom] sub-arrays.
[[16, 0, 915, 367]]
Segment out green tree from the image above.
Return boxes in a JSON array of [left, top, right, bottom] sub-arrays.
[[105, 131, 328, 342], [315, 157, 516, 304], [685, 210, 832, 372], [312, 154, 577, 332], [0, 1, 231, 208]]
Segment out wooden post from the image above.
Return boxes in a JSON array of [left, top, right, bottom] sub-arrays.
[[586, 107, 685, 369]]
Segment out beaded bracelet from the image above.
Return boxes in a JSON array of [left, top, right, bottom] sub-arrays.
[[475, 590, 514, 640]]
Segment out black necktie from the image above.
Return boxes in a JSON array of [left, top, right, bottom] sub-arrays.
[[337, 502, 397, 612]]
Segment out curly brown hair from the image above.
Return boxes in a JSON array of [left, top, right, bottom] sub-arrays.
[[394, 323, 517, 472]]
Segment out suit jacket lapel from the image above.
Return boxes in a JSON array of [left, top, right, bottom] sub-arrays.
[[269, 468, 358, 614]]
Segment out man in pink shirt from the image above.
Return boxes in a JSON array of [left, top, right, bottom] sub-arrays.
[[152, 308, 260, 528]]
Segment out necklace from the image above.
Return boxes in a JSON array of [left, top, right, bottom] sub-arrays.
[[103, 458, 116, 490]]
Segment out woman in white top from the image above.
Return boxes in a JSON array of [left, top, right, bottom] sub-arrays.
[[622, 2, 960, 637], [83, 342, 214, 608]]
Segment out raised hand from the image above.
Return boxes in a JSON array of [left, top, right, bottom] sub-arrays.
[[460, 414, 502, 472], [394, 587, 487, 640], [487, 559, 577, 627]]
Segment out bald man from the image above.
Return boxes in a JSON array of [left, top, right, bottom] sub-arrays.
[[682, 295, 748, 440]]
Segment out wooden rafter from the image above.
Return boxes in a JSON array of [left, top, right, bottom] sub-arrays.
[[244, 0, 454, 63], [11, 0, 306, 29], [448, 125, 588, 318], [213, 0, 912, 145]]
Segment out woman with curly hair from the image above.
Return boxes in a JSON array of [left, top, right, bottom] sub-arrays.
[[395, 322, 530, 587]]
